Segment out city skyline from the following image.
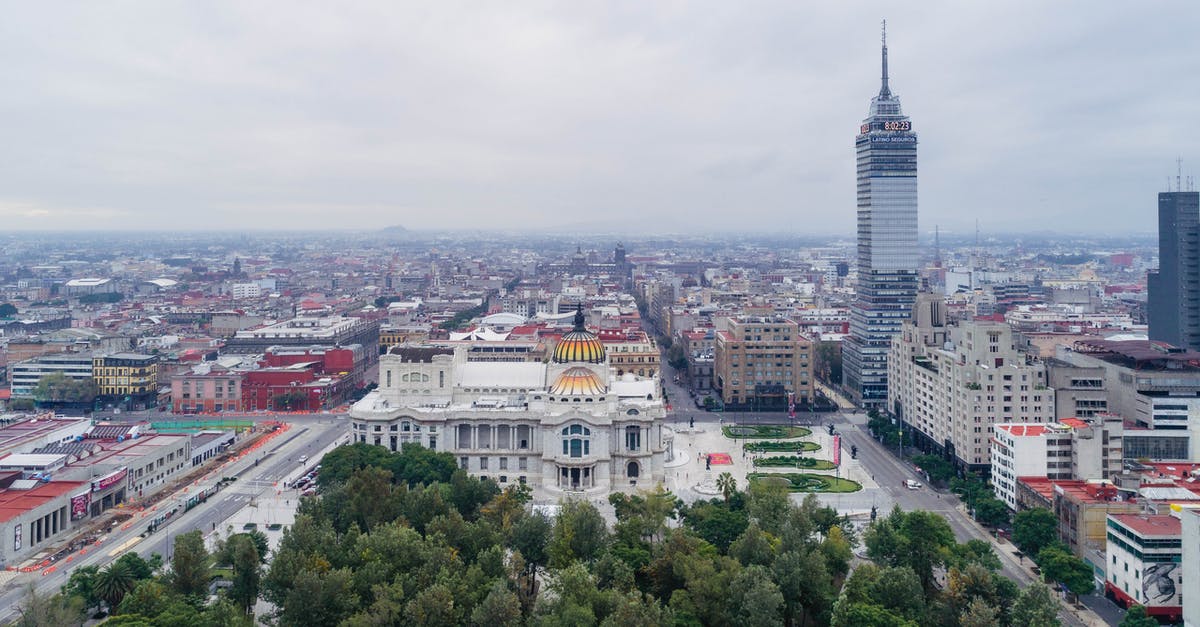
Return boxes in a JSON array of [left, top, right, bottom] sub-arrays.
[[1, 3, 1198, 233]]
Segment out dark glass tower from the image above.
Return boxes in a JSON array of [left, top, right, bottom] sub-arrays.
[[842, 23, 919, 409], [1148, 190, 1200, 350]]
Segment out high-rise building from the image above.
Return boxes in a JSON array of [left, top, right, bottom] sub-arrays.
[[843, 23, 919, 409], [1148, 190, 1200, 351]]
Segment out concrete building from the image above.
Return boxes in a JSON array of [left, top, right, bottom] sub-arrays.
[[229, 282, 263, 299], [224, 316, 380, 361], [190, 431, 235, 466], [9, 353, 93, 398], [93, 353, 158, 409], [350, 307, 667, 494], [0, 478, 88, 569], [1104, 513, 1182, 623], [599, 329, 660, 379], [1181, 507, 1200, 627], [1053, 480, 1141, 558], [842, 26, 919, 409], [713, 316, 814, 410], [1148, 189, 1200, 352], [1052, 339, 1200, 461], [889, 294, 1055, 474], [172, 367, 243, 414], [991, 417, 1123, 509]]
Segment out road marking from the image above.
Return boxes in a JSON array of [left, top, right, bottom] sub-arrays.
[[107, 536, 143, 557]]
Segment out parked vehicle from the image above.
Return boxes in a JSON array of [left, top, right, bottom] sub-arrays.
[[905, 479, 921, 489]]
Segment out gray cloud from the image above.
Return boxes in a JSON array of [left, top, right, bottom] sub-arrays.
[[0, 1, 1196, 234]]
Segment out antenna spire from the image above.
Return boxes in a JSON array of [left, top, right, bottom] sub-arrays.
[[1178, 157, 1184, 192], [880, 19, 891, 98]]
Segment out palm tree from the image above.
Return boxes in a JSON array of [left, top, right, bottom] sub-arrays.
[[716, 472, 737, 502], [93, 561, 135, 610]]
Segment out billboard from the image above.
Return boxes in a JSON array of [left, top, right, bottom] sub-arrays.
[[70, 491, 91, 520]]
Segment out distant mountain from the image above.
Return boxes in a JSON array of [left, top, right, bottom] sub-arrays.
[[380, 225, 408, 234]]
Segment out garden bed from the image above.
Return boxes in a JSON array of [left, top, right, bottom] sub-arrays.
[[743, 440, 821, 453], [753, 456, 836, 470], [722, 425, 812, 439], [748, 473, 861, 493]]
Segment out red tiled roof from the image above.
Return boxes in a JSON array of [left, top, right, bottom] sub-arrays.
[[998, 424, 1048, 437], [1109, 514, 1181, 537], [0, 481, 88, 523], [1059, 418, 1089, 429]]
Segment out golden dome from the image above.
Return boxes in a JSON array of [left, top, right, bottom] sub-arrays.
[[551, 305, 606, 364], [549, 367, 606, 396]]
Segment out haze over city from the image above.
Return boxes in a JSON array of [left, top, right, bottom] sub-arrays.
[[2, 2, 1197, 234]]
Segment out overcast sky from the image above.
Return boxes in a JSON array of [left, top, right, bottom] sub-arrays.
[[1, 2, 1197, 235]]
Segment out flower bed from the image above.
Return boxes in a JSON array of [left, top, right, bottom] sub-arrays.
[[743, 440, 821, 453], [748, 473, 861, 493], [721, 425, 812, 439], [752, 456, 836, 470]]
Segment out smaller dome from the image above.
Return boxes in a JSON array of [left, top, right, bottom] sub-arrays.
[[549, 367, 606, 396]]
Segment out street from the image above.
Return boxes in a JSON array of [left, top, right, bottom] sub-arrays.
[[0, 416, 347, 623]]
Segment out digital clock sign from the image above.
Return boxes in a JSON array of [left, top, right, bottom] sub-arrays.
[[883, 120, 911, 131]]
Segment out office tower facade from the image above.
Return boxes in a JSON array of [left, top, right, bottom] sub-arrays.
[[1148, 190, 1200, 351], [843, 24, 919, 409]]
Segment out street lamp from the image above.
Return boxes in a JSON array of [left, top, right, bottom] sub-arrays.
[[898, 429, 903, 460]]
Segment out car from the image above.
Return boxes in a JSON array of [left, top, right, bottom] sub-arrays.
[[298, 455, 308, 463], [905, 480, 922, 489]]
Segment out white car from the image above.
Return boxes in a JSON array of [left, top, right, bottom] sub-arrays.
[[298, 455, 309, 463], [905, 479, 922, 490]]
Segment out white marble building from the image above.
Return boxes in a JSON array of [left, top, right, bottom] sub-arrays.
[[349, 308, 668, 494]]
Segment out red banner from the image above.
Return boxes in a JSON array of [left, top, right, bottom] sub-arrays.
[[70, 491, 91, 520], [92, 467, 127, 492], [788, 392, 795, 419], [833, 434, 841, 467]]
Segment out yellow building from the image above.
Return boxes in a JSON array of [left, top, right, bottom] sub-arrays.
[[380, 325, 431, 353], [714, 316, 813, 408], [601, 330, 660, 378], [93, 353, 159, 408]]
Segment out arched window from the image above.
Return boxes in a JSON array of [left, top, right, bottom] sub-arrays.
[[627, 461, 640, 478], [561, 425, 591, 458], [625, 408, 640, 416]]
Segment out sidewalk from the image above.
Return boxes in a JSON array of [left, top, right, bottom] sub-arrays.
[[954, 503, 1108, 627]]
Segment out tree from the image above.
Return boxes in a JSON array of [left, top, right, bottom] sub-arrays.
[[1119, 605, 1160, 627], [94, 561, 136, 609], [959, 596, 1001, 627], [0, 303, 17, 317], [972, 497, 1011, 528], [1037, 546, 1094, 596], [277, 568, 359, 627], [832, 602, 918, 627], [227, 533, 262, 614], [113, 552, 160, 581], [814, 341, 842, 385], [680, 499, 748, 552], [865, 508, 955, 596], [1013, 508, 1059, 557], [62, 565, 100, 613], [729, 522, 777, 567], [169, 530, 211, 598], [404, 583, 461, 627], [15, 584, 85, 627], [548, 499, 608, 568], [716, 472, 737, 502], [773, 549, 833, 627], [271, 391, 309, 411], [1010, 581, 1061, 627], [116, 580, 172, 618], [727, 565, 784, 627], [820, 525, 854, 578], [31, 372, 98, 404], [470, 580, 522, 627], [911, 454, 956, 483]]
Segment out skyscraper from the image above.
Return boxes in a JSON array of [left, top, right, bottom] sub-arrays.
[[1148, 188, 1200, 351], [842, 22, 919, 409]]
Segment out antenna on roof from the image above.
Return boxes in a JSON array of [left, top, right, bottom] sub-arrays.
[[1178, 157, 1184, 192]]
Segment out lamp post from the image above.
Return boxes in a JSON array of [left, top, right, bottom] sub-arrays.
[[898, 429, 903, 460]]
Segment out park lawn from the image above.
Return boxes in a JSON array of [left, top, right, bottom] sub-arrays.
[[722, 424, 812, 439], [748, 472, 861, 493], [743, 440, 821, 453], [752, 456, 836, 470]]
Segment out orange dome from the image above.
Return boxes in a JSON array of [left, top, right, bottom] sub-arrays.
[[549, 367, 606, 396], [551, 304, 606, 364]]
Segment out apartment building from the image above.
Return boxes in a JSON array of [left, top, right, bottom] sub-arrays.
[[889, 293, 1055, 473], [990, 416, 1123, 509], [172, 366, 243, 414], [714, 316, 813, 410], [599, 329, 660, 378], [92, 353, 159, 409]]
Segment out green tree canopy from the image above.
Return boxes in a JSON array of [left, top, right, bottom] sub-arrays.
[[1013, 508, 1060, 556]]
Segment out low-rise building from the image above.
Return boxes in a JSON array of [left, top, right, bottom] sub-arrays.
[[1105, 514, 1182, 623], [0, 478, 88, 568], [9, 353, 93, 399], [991, 416, 1124, 509], [92, 353, 159, 409], [713, 316, 814, 410], [172, 366, 243, 414]]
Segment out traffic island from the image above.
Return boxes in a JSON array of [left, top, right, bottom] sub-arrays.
[[743, 440, 821, 453], [722, 424, 812, 439], [752, 456, 836, 470], [748, 472, 862, 493]]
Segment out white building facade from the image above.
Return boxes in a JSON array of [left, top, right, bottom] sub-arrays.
[[349, 309, 668, 493]]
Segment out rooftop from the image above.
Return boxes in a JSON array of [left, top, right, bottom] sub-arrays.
[[1108, 514, 1181, 537], [0, 480, 89, 523], [1072, 339, 1200, 371]]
